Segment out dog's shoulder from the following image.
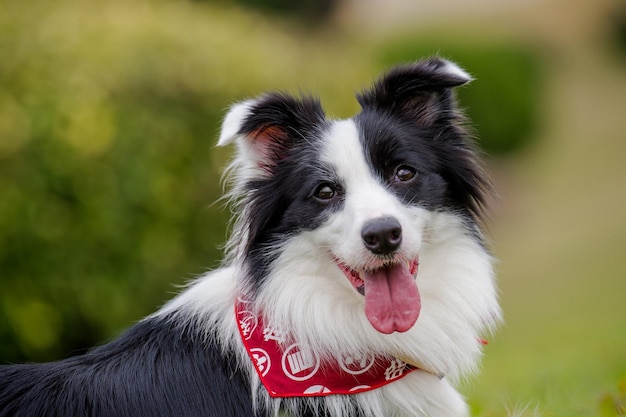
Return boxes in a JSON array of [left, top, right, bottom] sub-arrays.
[[0, 273, 252, 417]]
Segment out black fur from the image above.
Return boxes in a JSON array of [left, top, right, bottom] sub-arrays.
[[357, 59, 490, 222], [0, 317, 253, 417], [237, 93, 339, 290]]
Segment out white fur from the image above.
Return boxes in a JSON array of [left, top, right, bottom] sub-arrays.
[[216, 99, 272, 188], [317, 120, 424, 271], [217, 100, 254, 147], [440, 60, 473, 83], [155, 105, 501, 417]]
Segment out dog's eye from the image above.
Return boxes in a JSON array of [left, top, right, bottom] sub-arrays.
[[314, 184, 336, 200], [395, 166, 416, 182]]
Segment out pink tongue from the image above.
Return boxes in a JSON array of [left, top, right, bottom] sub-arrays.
[[363, 263, 421, 334]]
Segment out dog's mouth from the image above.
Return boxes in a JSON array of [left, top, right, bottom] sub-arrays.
[[336, 258, 421, 334]]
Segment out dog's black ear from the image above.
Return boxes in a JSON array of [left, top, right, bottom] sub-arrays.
[[357, 58, 472, 127], [218, 93, 325, 171]]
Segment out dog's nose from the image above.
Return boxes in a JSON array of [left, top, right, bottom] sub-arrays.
[[361, 217, 402, 255]]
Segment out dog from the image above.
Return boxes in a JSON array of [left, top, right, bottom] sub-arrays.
[[0, 58, 501, 417]]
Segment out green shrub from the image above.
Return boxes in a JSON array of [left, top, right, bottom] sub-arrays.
[[610, 3, 626, 60], [376, 37, 544, 155], [227, 0, 337, 22], [0, 0, 370, 362]]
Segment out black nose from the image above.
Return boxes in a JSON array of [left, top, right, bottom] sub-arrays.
[[361, 217, 402, 255]]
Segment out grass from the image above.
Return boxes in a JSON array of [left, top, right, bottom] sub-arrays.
[[461, 33, 626, 416]]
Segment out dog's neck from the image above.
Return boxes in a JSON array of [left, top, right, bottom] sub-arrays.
[[235, 294, 419, 398]]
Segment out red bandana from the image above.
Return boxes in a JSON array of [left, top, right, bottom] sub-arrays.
[[236, 296, 417, 398]]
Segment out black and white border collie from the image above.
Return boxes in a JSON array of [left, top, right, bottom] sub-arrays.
[[0, 58, 501, 417]]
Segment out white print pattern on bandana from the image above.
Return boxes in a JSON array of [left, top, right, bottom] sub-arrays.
[[237, 310, 258, 341], [250, 348, 271, 377], [384, 358, 409, 381], [263, 325, 287, 344], [282, 344, 320, 381], [338, 352, 376, 375], [303, 385, 331, 395]]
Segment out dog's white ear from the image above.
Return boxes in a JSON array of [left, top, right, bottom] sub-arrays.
[[216, 93, 325, 170], [217, 99, 277, 170], [217, 100, 256, 147], [358, 57, 472, 127], [216, 98, 288, 169]]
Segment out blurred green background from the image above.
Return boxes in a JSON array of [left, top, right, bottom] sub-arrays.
[[1, 0, 625, 415]]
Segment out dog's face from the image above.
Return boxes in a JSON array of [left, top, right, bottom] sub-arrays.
[[219, 59, 491, 340]]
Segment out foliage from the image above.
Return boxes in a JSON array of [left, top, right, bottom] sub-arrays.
[[227, 0, 338, 22], [0, 0, 369, 362], [610, 3, 626, 60], [375, 37, 543, 155], [0, 0, 544, 365], [0, 0, 558, 405], [598, 378, 626, 417]]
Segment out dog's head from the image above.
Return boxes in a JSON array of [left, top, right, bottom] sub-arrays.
[[218, 58, 493, 341]]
